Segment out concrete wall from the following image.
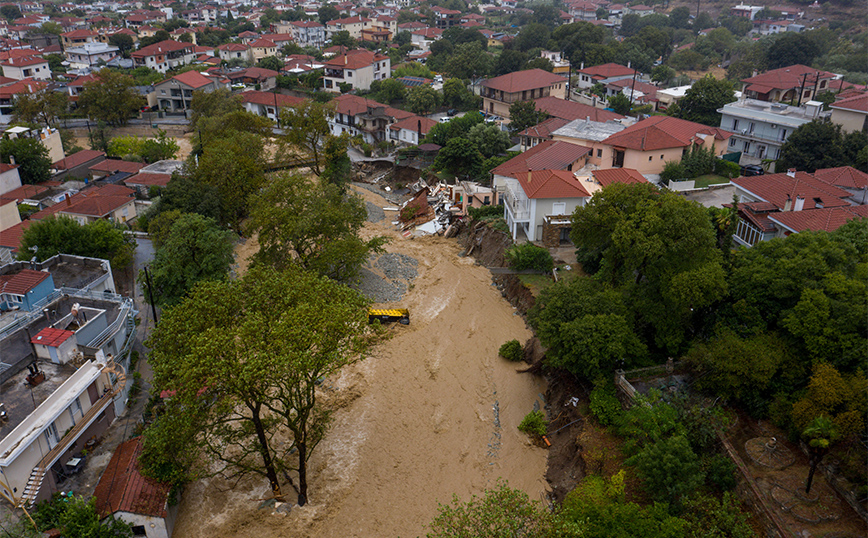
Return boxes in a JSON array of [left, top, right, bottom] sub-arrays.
[[115, 512, 171, 538], [831, 108, 866, 134], [0, 167, 21, 195], [528, 196, 586, 241], [0, 199, 20, 231]]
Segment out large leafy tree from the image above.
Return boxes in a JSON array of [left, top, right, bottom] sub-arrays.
[[776, 120, 865, 173], [0, 137, 51, 184], [140, 213, 234, 307], [13, 88, 68, 127], [432, 137, 484, 179], [145, 266, 371, 504], [443, 41, 492, 80], [571, 183, 727, 353], [424, 111, 484, 147], [766, 33, 820, 70], [801, 416, 837, 495], [508, 100, 549, 133], [405, 85, 441, 115], [529, 277, 646, 381], [77, 69, 144, 126], [245, 172, 387, 281], [108, 33, 134, 58], [626, 435, 705, 507], [466, 123, 510, 158], [441, 78, 476, 110], [670, 75, 735, 127], [189, 87, 242, 130], [320, 133, 352, 191], [280, 100, 334, 176], [17, 216, 134, 270]]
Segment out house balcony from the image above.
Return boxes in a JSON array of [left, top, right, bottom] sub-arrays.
[[325, 69, 344, 79], [503, 184, 530, 221]]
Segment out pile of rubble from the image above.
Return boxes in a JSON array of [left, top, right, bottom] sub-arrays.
[[392, 179, 466, 238]]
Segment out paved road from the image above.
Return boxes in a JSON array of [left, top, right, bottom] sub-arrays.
[[60, 117, 191, 129]]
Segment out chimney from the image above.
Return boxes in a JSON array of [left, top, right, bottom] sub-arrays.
[[65, 192, 71, 206], [752, 69, 758, 77], [580, 61, 584, 70], [787, 168, 796, 178], [527, 169, 532, 183], [585, 115, 590, 125], [344, 54, 347, 65], [793, 195, 805, 211], [783, 194, 792, 212], [9, 155, 14, 165]]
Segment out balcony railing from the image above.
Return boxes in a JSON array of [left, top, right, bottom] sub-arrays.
[[503, 185, 530, 220]]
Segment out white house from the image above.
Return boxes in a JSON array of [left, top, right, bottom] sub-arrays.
[[322, 49, 390, 92], [0, 55, 50, 80], [502, 169, 592, 242]]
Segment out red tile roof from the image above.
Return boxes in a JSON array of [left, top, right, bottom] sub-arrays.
[[0, 268, 50, 295], [124, 172, 172, 187], [89, 159, 145, 175], [602, 116, 732, 151], [249, 38, 276, 48], [94, 437, 171, 519], [0, 183, 46, 204], [323, 49, 387, 70], [61, 29, 97, 38], [0, 219, 31, 252], [830, 92, 868, 113], [493, 140, 591, 176], [0, 163, 19, 173], [52, 150, 105, 170], [241, 90, 305, 107], [131, 40, 192, 59], [812, 166, 868, 190], [31, 327, 74, 347], [511, 169, 591, 199], [740, 65, 836, 95], [576, 62, 637, 79], [332, 94, 413, 120], [482, 68, 566, 94], [1, 55, 47, 67], [217, 43, 248, 52], [163, 70, 218, 89], [591, 168, 649, 187], [732, 172, 853, 211], [517, 116, 570, 139], [533, 96, 624, 122], [768, 205, 868, 233], [389, 115, 437, 135]]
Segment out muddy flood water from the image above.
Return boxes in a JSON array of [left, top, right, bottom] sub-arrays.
[[169, 185, 550, 537]]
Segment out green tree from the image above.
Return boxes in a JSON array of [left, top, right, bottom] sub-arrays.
[[156, 173, 223, 223], [320, 133, 351, 190], [424, 111, 485, 146], [257, 55, 282, 72], [432, 137, 484, 179], [791, 363, 866, 438], [108, 33, 134, 58], [466, 122, 510, 158], [627, 435, 705, 507], [443, 41, 492, 80], [669, 6, 691, 29], [777, 120, 847, 173], [0, 5, 21, 21], [32, 494, 132, 538], [508, 100, 548, 133], [405, 85, 441, 115], [12, 88, 68, 127], [146, 209, 183, 249], [245, 173, 387, 281], [529, 277, 646, 381], [146, 265, 371, 503], [190, 131, 265, 231], [369, 78, 406, 104], [0, 137, 51, 184], [802, 416, 837, 494], [189, 87, 242, 130], [442, 78, 475, 110], [680, 493, 755, 538], [330, 30, 356, 48], [428, 481, 557, 538], [607, 93, 632, 115], [140, 213, 234, 306], [671, 75, 735, 126], [280, 100, 334, 176], [767, 32, 820, 70], [78, 69, 144, 126], [17, 216, 134, 270], [493, 49, 528, 76], [318, 4, 339, 24]]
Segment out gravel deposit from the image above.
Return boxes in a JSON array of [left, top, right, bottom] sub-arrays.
[[365, 201, 385, 223], [351, 252, 418, 303]]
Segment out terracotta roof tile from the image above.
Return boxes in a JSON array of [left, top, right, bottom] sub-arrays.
[[534, 96, 624, 122], [241, 90, 304, 107], [732, 172, 853, 211], [576, 62, 637, 79], [0, 268, 50, 295], [31, 327, 74, 347], [768, 205, 868, 233], [591, 168, 649, 187], [493, 140, 591, 176], [482, 69, 566, 94], [93, 437, 171, 519], [89, 159, 145, 175], [830, 93, 868, 113], [812, 166, 868, 190], [602, 116, 732, 151], [511, 169, 591, 199], [52, 150, 105, 170], [123, 172, 171, 187], [388, 115, 437, 134], [741, 65, 836, 93], [0, 220, 31, 252]]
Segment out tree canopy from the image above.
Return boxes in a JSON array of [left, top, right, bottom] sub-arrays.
[[670, 75, 735, 127], [280, 100, 334, 176], [144, 265, 372, 503], [17, 216, 134, 270], [77, 69, 144, 126], [0, 137, 51, 184]]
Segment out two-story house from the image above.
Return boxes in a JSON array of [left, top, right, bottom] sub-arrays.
[[241, 90, 305, 123], [63, 42, 119, 71], [718, 98, 826, 169], [829, 92, 868, 133], [740, 64, 837, 103], [290, 20, 325, 47], [575, 62, 638, 91], [130, 40, 195, 74], [431, 6, 461, 28], [0, 56, 50, 80], [60, 29, 98, 49], [410, 27, 442, 52], [322, 49, 390, 92], [598, 116, 732, 174], [502, 168, 592, 242], [217, 43, 251, 64], [326, 16, 369, 39], [329, 94, 413, 144], [248, 39, 278, 62], [154, 70, 227, 113], [388, 115, 437, 146], [481, 69, 568, 120]]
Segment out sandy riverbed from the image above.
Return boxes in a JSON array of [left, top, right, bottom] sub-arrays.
[[169, 185, 549, 537]]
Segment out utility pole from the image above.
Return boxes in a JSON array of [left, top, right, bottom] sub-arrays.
[[143, 266, 159, 324], [797, 72, 808, 106]]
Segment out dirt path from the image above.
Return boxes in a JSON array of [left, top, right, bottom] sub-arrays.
[[171, 186, 549, 537]]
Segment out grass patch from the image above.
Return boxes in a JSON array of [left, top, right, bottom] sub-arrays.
[[692, 174, 729, 188], [518, 265, 581, 295]]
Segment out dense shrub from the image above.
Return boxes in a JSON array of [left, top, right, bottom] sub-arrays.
[[505, 242, 554, 272], [468, 204, 503, 220], [589, 385, 623, 426], [704, 454, 738, 492], [714, 159, 741, 178], [499, 339, 523, 361], [518, 410, 547, 438]]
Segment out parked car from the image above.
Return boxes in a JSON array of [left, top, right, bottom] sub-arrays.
[[740, 164, 764, 176], [447, 108, 457, 116]]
